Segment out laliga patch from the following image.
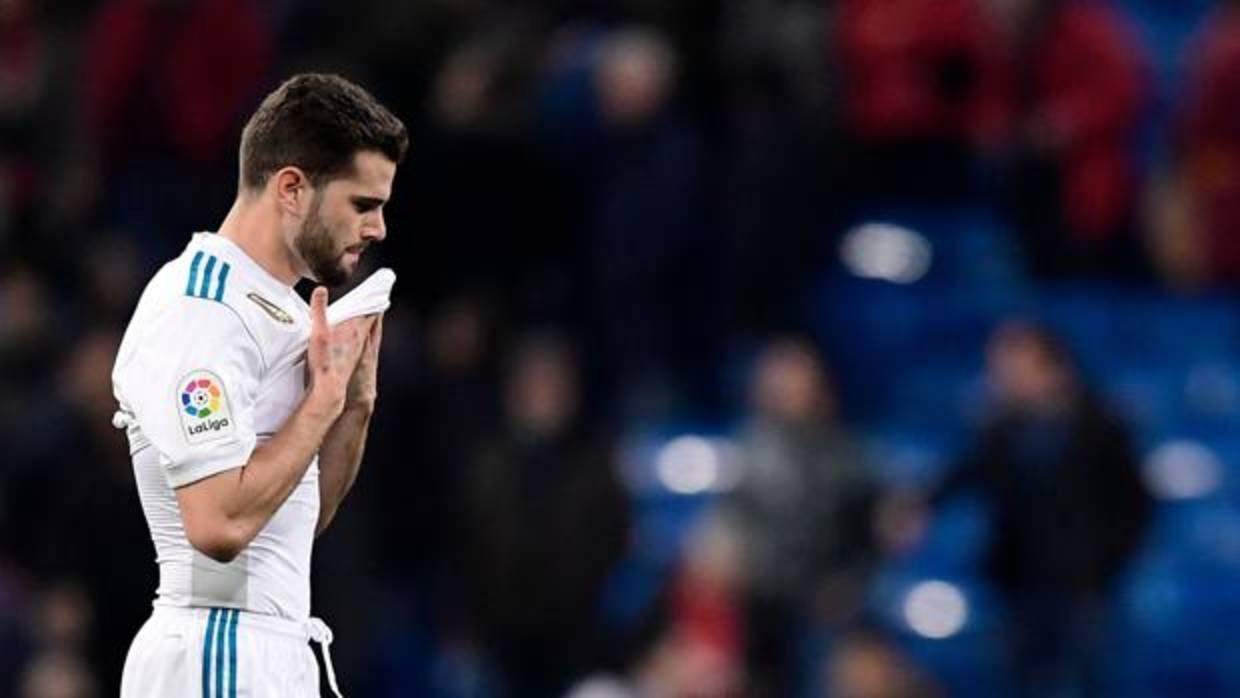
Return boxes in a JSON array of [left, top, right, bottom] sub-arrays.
[[178, 370, 235, 444]]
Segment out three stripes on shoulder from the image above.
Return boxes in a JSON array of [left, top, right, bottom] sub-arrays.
[[187, 251, 232, 303]]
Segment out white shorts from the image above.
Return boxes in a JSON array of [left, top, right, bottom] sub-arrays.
[[120, 606, 339, 698]]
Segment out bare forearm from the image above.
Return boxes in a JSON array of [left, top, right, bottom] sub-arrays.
[[179, 391, 340, 561], [235, 397, 338, 527], [316, 403, 373, 535]]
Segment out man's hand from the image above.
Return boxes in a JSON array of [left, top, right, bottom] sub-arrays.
[[306, 287, 370, 419], [316, 314, 383, 535], [345, 314, 383, 411]]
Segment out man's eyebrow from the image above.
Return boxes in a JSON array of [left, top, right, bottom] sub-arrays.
[[350, 195, 386, 208]]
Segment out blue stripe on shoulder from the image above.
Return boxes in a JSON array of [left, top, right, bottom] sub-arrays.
[[214, 262, 231, 302], [186, 251, 204, 297], [199, 256, 218, 299]]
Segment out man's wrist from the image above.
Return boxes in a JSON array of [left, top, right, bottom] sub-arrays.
[[305, 384, 346, 422]]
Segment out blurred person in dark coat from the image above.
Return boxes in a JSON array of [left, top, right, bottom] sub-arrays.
[[3, 329, 153, 693], [364, 295, 498, 585], [721, 338, 879, 696], [0, 0, 80, 257], [928, 321, 1151, 697], [458, 333, 630, 697], [539, 27, 719, 419]]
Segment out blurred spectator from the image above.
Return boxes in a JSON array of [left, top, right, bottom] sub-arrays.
[[75, 233, 144, 325], [994, 0, 1151, 279], [569, 520, 749, 698], [365, 295, 499, 584], [926, 321, 1152, 697], [84, 0, 271, 168], [539, 26, 720, 419], [18, 584, 98, 698], [29, 584, 91, 654], [666, 516, 749, 693], [836, 0, 1010, 200], [1160, 0, 1240, 286], [716, 1, 840, 335], [4, 328, 153, 693], [457, 333, 630, 696], [83, 0, 272, 261], [391, 21, 576, 326], [0, 264, 55, 385], [822, 631, 942, 698], [56, 328, 152, 693], [19, 651, 97, 698], [720, 338, 879, 695], [0, 0, 77, 257], [0, 265, 63, 475], [0, 590, 30, 698]]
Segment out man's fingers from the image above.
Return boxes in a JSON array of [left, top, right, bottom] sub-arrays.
[[310, 287, 329, 338], [370, 315, 384, 346]]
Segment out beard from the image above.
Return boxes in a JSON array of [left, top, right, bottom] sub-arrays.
[[293, 195, 350, 286]]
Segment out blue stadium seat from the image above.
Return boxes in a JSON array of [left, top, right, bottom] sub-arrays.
[[887, 364, 987, 433], [1109, 538, 1240, 697], [1099, 361, 1186, 432], [837, 203, 1029, 294], [864, 424, 964, 489]]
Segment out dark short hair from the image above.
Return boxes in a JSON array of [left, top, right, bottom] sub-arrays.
[[239, 73, 408, 190]]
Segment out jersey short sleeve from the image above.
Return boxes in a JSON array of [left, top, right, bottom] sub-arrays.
[[121, 297, 265, 488]]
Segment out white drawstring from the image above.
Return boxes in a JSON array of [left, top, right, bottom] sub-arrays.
[[306, 617, 343, 698], [112, 410, 133, 429]]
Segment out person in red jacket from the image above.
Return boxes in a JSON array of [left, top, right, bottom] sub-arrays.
[[84, 0, 272, 170], [1172, 0, 1240, 285], [1000, 0, 1151, 278], [836, 0, 1011, 200], [83, 0, 273, 262]]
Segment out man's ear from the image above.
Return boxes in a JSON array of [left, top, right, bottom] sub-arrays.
[[273, 167, 311, 217]]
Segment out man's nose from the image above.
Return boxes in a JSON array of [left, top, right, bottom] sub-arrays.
[[364, 211, 386, 241]]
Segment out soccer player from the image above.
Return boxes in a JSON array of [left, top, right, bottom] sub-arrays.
[[110, 74, 408, 697]]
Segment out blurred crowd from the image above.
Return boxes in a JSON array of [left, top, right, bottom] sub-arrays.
[[3, 0, 1240, 696]]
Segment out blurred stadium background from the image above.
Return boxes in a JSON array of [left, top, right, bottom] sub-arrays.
[[9, 0, 1240, 696]]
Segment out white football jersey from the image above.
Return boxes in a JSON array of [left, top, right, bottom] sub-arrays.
[[112, 232, 318, 622]]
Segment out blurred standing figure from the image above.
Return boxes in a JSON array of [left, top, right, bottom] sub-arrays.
[[84, 0, 272, 263], [110, 74, 407, 697], [930, 322, 1151, 698], [458, 334, 630, 698], [0, 0, 77, 258], [836, 0, 1010, 200], [721, 338, 879, 696], [1161, 0, 1240, 286], [540, 27, 718, 419], [992, 0, 1150, 279], [823, 631, 943, 698]]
